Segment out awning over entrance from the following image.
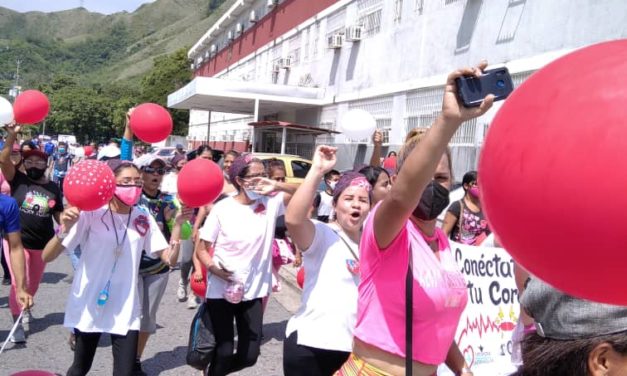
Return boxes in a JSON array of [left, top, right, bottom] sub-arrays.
[[167, 76, 326, 116], [248, 121, 340, 135]]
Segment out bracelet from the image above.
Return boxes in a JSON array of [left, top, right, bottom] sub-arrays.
[[459, 367, 473, 375], [169, 239, 181, 246], [56, 226, 68, 240]]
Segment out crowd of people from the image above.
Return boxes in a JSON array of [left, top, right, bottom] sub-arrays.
[[2, 63, 625, 376]]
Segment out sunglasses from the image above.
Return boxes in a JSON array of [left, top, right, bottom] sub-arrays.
[[142, 166, 166, 175]]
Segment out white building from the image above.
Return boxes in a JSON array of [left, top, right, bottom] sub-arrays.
[[168, 0, 627, 179]]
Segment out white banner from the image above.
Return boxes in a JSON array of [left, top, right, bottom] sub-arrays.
[[438, 241, 520, 376]]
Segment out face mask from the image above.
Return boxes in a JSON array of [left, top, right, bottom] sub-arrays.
[[114, 185, 143, 206], [327, 181, 337, 190], [413, 181, 450, 221], [26, 168, 46, 181], [469, 187, 480, 199], [243, 187, 263, 201], [59, 148, 66, 154]]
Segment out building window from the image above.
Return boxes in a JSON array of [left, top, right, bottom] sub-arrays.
[[394, 0, 403, 23], [288, 34, 301, 66], [359, 9, 383, 36], [290, 48, 301, 66], [303, 28, 310, 62], [415, 0, 424, 14], [405, 87, 443, 134], [450, 118, 477, 145], [358, 0, 383, 11], [496, 0, 527, 43], [349, 96, 393, 144], [455, 0, 484, 53]]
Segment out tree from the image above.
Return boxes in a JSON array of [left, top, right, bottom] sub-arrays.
[[140, 48, 192, 136]]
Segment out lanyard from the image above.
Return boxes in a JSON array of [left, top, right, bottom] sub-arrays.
[[97, 206, 132, 307]]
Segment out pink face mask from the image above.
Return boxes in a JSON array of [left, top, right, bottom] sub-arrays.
[[115, 185, 143, 206], [469, 186, 480, 199]]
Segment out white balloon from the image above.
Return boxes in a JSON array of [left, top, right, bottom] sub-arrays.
[[340, 109, 377, 140], [0, 96, 14, 126]]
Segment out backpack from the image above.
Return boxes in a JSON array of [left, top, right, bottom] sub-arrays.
[[186, 302, 216, 371]]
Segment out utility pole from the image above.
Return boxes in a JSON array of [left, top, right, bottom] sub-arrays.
[[9, 59, 21, 100]]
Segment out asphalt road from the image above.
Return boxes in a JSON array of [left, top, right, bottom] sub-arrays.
[[0, 254, 302, 375]]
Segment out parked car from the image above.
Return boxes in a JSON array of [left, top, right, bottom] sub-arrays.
[[253, 153, 312, 184], [152, 147, 181, 162]]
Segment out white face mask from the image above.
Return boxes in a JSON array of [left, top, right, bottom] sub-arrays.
[[243, 187, 263, 201], [327, 181, 337, 190]]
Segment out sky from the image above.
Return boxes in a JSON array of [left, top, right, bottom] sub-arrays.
[[0, 0, 156, 15]]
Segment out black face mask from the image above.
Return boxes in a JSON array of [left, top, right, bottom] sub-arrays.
[[26, 167, 46, 181], [413, 181, 450, 221]]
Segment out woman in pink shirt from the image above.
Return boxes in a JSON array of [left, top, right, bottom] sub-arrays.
[[335, 63, 495, 376]]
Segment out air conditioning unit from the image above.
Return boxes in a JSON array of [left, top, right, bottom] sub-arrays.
[[227, 30, 234, 40], [345, 25, 363, 42], [249, 10, 257, 23], [267, 0, 278, 8], [210, 44, 217, 55], [279, 56, 292, 69], [236, 23, 243, 34], [327, 33, 343, 49]]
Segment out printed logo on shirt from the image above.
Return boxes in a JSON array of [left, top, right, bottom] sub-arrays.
[[134, 215, 149, 237], [21, 191, 53, 217]]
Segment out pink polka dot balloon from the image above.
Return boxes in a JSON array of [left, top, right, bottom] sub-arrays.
[[63, 160, 115, 211]]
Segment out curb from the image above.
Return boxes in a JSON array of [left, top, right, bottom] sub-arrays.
[[274, 265, 302, 314]]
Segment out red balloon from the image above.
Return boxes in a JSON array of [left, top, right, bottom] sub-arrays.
[[129, 103, 173, 143], [63, 160, 116, 211], [11, 371, 57, 376], [296, 267, 304, 289], [479, 39, 627, 304], [177, 158, 224, 208], [13, 90, 50, 125], [190, 267, 207, 298]]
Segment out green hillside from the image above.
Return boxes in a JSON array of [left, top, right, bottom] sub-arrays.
[[0, 0, 230, 92], [0, 0, 232, 142]]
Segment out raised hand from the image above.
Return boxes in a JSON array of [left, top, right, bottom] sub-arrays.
[[372, 129, 383, 145], [5, 121, 21, 138], [311, 145, 337, 174], [442, 61, 495, 124], [60, 207, 81, 233]]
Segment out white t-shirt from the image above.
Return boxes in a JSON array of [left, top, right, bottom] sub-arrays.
[[200, 193, 285, 301], [317, 191, 335, 218], [62, 206, 168, 335], [160, 172, 178, 195], [285, 221, 360, 352]]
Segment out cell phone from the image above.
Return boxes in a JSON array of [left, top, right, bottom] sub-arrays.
[[455, 67, 514, 107]]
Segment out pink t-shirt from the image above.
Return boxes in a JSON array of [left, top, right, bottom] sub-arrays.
[[353, 204, 468, 365]]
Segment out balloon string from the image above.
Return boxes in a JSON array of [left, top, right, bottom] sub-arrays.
[[0, 309, 24, 355]]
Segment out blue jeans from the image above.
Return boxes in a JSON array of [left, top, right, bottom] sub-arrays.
[[67, 246, 82, 271]]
